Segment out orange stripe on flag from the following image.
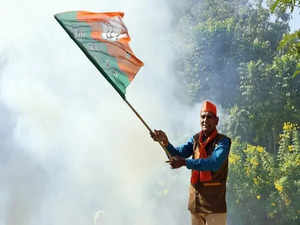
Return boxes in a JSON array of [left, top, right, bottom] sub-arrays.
[[77, 11, 143, 81], [77, 11, 124, 22]]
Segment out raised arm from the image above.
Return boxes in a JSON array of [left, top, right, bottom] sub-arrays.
[[150, 130, 193, 158]]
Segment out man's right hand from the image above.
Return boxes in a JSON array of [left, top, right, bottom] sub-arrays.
[[150, 129, 169, 148]]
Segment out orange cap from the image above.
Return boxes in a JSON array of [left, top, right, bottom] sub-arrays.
[[201, 101, 217, 117]]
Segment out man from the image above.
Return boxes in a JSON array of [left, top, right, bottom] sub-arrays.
[[151, 101, 231, 225]]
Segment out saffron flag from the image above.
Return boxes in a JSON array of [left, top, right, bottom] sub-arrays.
[[54, 11, 144, 98]]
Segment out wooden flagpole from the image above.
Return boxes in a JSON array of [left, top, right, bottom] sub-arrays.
[[123, 98, 171, 159]]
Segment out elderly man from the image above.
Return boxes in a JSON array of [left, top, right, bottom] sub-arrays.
[[151, 101, 231, 225]]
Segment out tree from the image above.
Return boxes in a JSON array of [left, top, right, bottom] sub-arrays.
[[270, 0, 300, 77], [228, 123, 300, 225], [171, 0, 290, 107], [226, 53, 300, 152], [271, 0, 300, 13]]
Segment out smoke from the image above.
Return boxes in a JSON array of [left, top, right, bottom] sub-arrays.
[[0, 1, 205, 225]]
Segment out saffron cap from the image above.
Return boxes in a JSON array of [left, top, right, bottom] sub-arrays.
[[201, 101, 217, 117]]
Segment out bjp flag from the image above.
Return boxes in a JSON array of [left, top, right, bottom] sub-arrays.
[[55, 11, 144, 98]]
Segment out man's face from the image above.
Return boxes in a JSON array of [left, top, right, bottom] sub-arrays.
[[200, 111, 218, 135]]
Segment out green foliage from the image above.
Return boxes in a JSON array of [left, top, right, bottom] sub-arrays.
[[269, 0, 300, 77], [225, 53, 300, 150], [278, 31, 300, 53], [172, 0, 290, 107], [278, 31, 300, 77], [271, 0, 300, 13], [227, 123, 300, 225]]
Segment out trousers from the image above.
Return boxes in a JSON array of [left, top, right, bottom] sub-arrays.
[[191, 213, 226, 225]]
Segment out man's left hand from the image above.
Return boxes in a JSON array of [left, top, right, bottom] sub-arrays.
[[166, 156, 186, 169]]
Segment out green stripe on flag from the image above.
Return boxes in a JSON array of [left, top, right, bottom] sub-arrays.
[[54, 12, 129, 99]]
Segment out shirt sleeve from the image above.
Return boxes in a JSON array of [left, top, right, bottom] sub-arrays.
[[185, 137, 231, 171], [166, 137, 194, 158]]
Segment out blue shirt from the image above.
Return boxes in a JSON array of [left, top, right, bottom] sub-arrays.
[[166, 136, 230, 171]]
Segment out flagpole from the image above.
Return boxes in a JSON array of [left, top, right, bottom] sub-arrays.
[[54, 12, 170, 159], [123, 98, 171, 159]]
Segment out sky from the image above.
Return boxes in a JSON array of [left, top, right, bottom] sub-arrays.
[[290, 8, 300, 32], [0, 1, 299, 225]]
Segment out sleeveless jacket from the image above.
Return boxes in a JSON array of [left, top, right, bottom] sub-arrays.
[[188, 133, 231, 214]]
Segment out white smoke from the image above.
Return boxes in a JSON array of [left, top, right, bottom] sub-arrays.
[[0, 1, 201, 225]]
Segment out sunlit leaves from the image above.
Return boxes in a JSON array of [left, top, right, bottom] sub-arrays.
[[228, 125, 300, 224], [271, 0, 300, 13]]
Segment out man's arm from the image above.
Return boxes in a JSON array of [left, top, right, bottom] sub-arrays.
[[150, 130, 194, 158], [166, 137, 194, 158], [185, 137, 231, 171]]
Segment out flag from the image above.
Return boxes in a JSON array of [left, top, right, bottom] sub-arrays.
[[54, 11, 144, 98]]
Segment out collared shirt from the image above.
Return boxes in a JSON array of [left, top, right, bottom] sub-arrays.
[[166, 136, 230, 171]]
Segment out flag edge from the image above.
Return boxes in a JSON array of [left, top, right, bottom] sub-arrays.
[[54, 14, 127, 99]]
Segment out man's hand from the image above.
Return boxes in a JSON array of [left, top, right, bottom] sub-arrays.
[[166, 156, 186, 169], [150, 129, 169, 148]]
